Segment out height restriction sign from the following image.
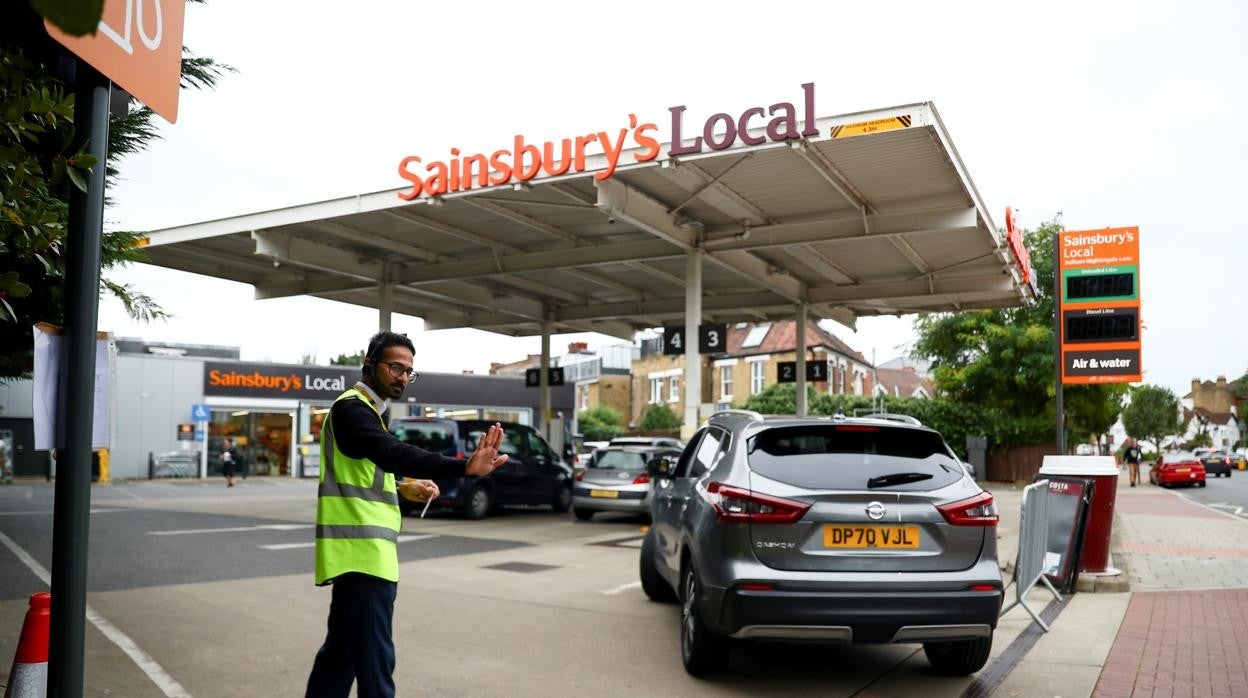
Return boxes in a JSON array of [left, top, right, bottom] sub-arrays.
[[1057, 227, 1142, 384]]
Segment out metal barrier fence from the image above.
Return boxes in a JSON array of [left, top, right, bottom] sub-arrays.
[[148, 452, 198, 479], [1000, 479, 1063, 631]]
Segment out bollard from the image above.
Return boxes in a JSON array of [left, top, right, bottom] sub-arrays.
[[4, 592, 51, 698]]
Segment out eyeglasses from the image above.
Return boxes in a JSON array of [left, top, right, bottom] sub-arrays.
[[382, 362, 419, 382]]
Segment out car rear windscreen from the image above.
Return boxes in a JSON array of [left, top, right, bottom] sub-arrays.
[[746, 425, 963, 491], [591, 450, 647, 470], [392, 423, 457, 456]]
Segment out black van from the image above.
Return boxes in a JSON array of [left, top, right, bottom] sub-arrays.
[[389, 418, 573, 519]]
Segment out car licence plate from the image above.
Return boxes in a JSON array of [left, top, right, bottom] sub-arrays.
[[589, 489, 619, 499], [823, 525, 920, 549], [1176, 468, 1190, 473]]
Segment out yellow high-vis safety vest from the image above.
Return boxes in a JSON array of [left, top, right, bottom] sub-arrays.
[[314, 387, 402, 585]]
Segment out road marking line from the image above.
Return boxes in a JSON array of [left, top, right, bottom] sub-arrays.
[[149, 524, 313, 536], [0, 508, 125, 517], [114, 487, 144, 500], [259, 534, 435, 551], [0, 530, 191, 697], [599, 581, 642, 595]]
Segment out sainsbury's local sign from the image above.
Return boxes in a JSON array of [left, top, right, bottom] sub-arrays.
[[397, 83, 820, 201], [203, 362, 357, 400]]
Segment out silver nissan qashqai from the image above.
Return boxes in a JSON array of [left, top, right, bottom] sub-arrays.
[[638, 410, 1002, 677]]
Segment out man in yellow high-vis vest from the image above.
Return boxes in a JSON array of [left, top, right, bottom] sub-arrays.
[[306, 331, 508, 698]]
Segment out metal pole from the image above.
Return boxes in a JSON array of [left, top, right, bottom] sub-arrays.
[[539, 321, 551, 438], [683, 250, 702, 440], [795, 304, 807, 417], [1053, 232, 1065, 455], [50, 60, 110, 698]]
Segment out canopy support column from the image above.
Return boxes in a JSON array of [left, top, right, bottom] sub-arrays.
[[796, 303, 808, 417], [539, 320, 551, 438], [683, 250, 702, 439], [378, 280, 394, 332]]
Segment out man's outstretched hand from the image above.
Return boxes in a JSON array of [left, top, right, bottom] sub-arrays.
[[466, 423, 509, 477]]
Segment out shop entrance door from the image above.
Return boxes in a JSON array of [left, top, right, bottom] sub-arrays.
[[207, 410, 294, 477]]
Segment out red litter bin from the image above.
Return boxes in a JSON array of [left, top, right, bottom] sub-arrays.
[[1038, 455, 1121, 576]]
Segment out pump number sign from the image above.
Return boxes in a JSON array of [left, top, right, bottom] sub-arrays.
[[1058, 227, 1142, 384]]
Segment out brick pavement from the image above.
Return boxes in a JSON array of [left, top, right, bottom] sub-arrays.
[[1092, 477, 1248, 697], [1093, 590, 1248, 697]]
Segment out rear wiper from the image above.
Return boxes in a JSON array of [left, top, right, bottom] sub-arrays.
[[867, 472, 934, 489]]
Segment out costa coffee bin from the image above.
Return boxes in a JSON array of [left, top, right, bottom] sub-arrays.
[[1038, 455, 1120, 575]]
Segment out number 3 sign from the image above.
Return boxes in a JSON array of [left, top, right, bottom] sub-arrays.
[[663, 323, 729, 355]]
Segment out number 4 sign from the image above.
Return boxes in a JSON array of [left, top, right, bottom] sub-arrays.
[[663, 323, 729, 355]]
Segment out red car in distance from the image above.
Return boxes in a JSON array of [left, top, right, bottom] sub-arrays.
[[1149, 452, 1207, 488]]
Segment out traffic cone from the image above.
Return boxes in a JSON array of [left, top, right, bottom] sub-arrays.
[[4, 592, 50, 698]]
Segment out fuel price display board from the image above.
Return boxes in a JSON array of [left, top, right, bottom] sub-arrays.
[[1058, 227, 1142, 384]]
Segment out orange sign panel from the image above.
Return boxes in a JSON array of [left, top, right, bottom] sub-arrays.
[[45, 0, 186, 123], [1058, 227, 1142, 385]]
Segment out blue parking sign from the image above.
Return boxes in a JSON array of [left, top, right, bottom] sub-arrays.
[[190, 404, 211, 421]]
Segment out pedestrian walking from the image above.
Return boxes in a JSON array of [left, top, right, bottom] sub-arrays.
[[305, 330, 508, 698], [1125, 438, 1143, 487], [221, 437, 241, 488]]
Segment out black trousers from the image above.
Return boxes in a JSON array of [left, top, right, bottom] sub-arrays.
[[306, 573, 397, 698]]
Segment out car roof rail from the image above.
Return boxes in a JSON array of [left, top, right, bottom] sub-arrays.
[[859, 412, 923, 427], [708, 409, 765, 423]]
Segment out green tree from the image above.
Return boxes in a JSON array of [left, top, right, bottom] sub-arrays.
[[578, 405, 625, 442], [639, 404, 682, 432], [1231, 370, 1248, 400], [1121, 384, 1182, 451], [913, 216, 1126, 447], [329, 351, 365, 366], [0, 2, 231, 378], [1065, 384, 1127, 448]]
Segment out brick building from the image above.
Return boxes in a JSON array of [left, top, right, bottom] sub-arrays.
[[630, 321, 872, 425]]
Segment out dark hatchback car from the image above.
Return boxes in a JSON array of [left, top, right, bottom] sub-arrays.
[[1200, 452, 1234, 478], [389, 418, 573, 519]]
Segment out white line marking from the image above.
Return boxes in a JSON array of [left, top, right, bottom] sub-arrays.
[[114, 487, 144, 501], [149, 524, 313, 536], [0, 508, 125, 517], [259, 533, 434, 551], [599, 581, 642, 595], [0, 530, 191, 697]]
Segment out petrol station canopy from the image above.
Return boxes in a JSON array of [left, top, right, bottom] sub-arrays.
[[140, 100, 1033, 340]]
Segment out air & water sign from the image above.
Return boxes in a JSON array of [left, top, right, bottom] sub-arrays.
[[1058, 227, 1142, 384]]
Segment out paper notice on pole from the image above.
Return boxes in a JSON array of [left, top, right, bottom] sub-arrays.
[[94, 339, 111, 448], [32, 325, 113, 450], [33, 326, 59, 450]]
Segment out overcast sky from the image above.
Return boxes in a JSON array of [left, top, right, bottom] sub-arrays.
[[97, 0, 1248, 396]]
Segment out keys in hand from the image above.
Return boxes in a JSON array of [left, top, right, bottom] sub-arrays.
[[398, 479, 439, 502], [466, 423, 509, 476]]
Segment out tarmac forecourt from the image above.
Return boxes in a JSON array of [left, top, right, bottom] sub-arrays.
[[2, 474, 1245, 696]]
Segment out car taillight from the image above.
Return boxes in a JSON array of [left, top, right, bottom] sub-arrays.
[[937, 492, 999, 527], [633, 472, 650, 485], [575, 470, 585, 482], [702, 482, 810, 524]]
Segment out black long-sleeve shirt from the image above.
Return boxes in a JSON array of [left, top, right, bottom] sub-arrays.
[[330, 399, 467, 480]]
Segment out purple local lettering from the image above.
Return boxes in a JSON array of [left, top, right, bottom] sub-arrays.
[[667, 83, 819, 158]]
